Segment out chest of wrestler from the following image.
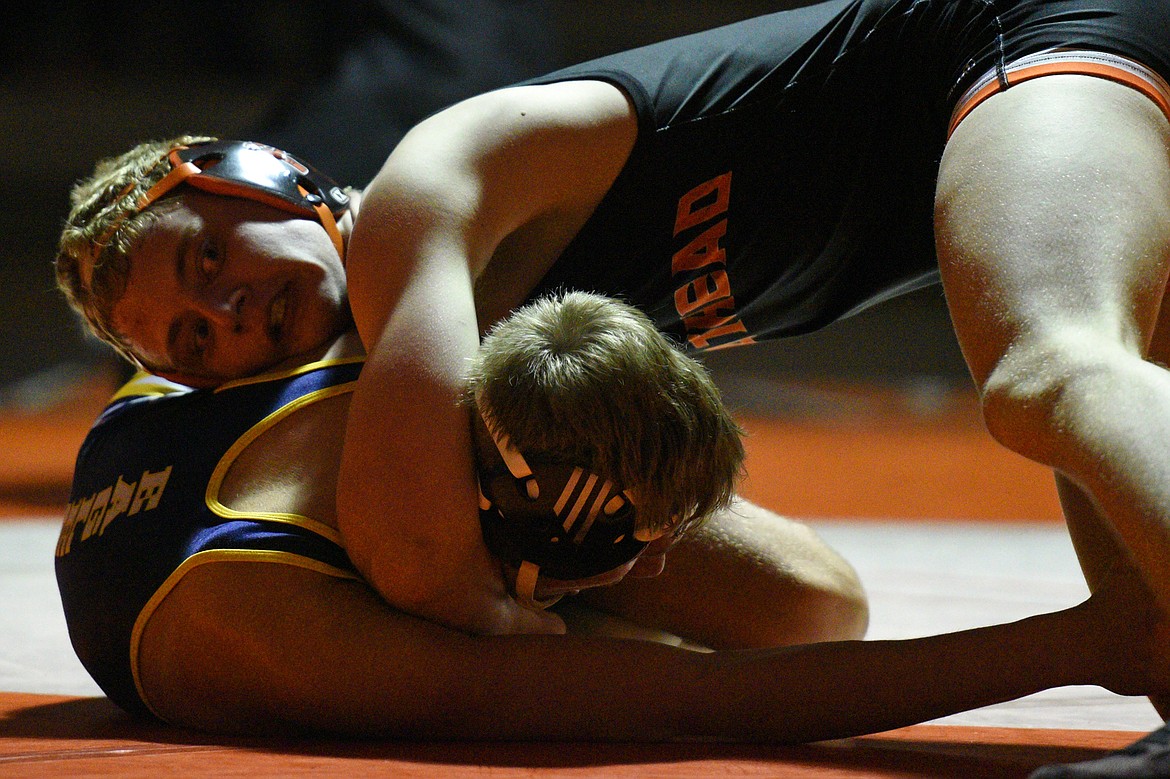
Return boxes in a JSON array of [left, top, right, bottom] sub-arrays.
[[54, 360, 361, 716]]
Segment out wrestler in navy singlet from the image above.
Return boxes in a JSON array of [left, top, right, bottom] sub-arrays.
[[55, 359, 363, 718], [522, 0, 1170, 351]]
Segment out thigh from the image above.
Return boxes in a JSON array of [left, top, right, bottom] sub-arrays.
[[936, 74, 1170, 608], [936, 74, 1170, 391], [573, 498, 868, 649]]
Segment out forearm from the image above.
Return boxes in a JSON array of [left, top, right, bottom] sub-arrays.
[[691, 605, 1098, 743], [338, 183, 556, 634], [341, 267, 558, 633]]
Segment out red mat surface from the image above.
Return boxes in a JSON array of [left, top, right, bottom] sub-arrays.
[[0, 693, 1143, 778], [0, 381, 1062, 522]]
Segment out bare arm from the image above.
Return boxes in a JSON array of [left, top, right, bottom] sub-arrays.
[[336, 81, 639, 633], [136, 556, 1164, 741], [575, 498, 870, 649]]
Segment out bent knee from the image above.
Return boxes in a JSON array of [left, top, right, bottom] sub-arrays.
[[803, 573, 869, 643], [978, 330, 1152, 466], [746, 523, 871, 646]]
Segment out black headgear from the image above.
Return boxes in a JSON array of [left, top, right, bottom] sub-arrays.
[[473, 410, 656, 609]]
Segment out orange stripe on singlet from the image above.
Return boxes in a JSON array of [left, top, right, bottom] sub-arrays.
[[948, 49, 1170, 138]]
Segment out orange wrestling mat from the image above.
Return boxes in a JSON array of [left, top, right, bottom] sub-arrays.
[[0, 693, 1142, 778]]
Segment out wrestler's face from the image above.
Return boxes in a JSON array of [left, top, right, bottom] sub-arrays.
[[112, 190, 351, 386]]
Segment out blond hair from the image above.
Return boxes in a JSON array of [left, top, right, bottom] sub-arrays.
[[466, 291, 744, 537], [55, 134, 216, 364]]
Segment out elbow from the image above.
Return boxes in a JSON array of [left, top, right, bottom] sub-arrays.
[[804, 552, 869, 643]]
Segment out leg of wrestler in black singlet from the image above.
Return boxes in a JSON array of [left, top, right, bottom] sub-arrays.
[[1027, 291, 1170, 779]]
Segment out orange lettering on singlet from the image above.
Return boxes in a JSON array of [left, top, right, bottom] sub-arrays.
[[670, 171, 756, 351], [671, 220, 727, 274], [674, 172, 732, 235], [682, 309, 751, 350], [688, 322, 752, 350], [682, 307, 739, 331], [674, 268, 731, 316]]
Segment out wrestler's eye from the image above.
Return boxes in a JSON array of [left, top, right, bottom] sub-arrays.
[[192, 319, 211, 355], [198, 240, 222, 280]]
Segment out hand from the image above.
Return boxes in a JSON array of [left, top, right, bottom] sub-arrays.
[[1079, 563, 1170, 701]]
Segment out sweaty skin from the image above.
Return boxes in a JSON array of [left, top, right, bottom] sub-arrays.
[[88, 62, 1170, 745], [936, 75, 1170, 617], [335, 72, 1170, 644], [113, 191, 355, 387]]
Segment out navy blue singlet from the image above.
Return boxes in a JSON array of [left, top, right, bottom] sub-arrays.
[[55, 359, 363, 718]]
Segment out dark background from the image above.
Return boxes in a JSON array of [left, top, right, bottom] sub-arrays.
[[0, 0, 969, 409]]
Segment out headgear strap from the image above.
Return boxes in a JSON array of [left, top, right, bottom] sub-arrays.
[[84, 140, 348, 288]]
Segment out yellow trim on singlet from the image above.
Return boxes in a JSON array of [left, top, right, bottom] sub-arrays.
[[106, 356, 364, 543], [107, 372, 191, 402], [215, 355, 366, 393], [204, 380, 359, 545], [107, 354, 365, 401], [130, 548, 362, 720], [949, 49, 1170, 138]]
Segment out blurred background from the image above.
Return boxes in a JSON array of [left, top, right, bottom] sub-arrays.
[[1, 1, 1031, 520]]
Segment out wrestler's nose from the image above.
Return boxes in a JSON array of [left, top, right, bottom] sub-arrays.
[[192, 286, 248, 333]]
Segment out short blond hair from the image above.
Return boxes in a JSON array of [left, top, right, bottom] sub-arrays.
[[466, 291, 744, 537], [55, 134, 216, 364]]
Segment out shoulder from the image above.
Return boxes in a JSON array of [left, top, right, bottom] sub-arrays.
[[407, 80, 636, 154], [375, 80, 638, 199], [349, 79, 638, 285]]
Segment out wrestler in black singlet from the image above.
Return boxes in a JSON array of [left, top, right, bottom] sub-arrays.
[[522, 0, 1170, 352]]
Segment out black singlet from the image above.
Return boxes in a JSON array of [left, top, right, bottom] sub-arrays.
[[521, 0, 1170, 351]]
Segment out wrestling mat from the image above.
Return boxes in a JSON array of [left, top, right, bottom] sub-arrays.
[[0, 692, 1145, 778]]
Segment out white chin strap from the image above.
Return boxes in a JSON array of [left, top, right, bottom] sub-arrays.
[[479, 404, 540, 499], [513, 560, 563, 611], [475, 411, 561, 611]]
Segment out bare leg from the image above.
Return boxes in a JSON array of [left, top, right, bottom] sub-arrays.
[[1055, 473, 1131, 592], [935, 75, 1170, 613], [574, 498, 869, 649]]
